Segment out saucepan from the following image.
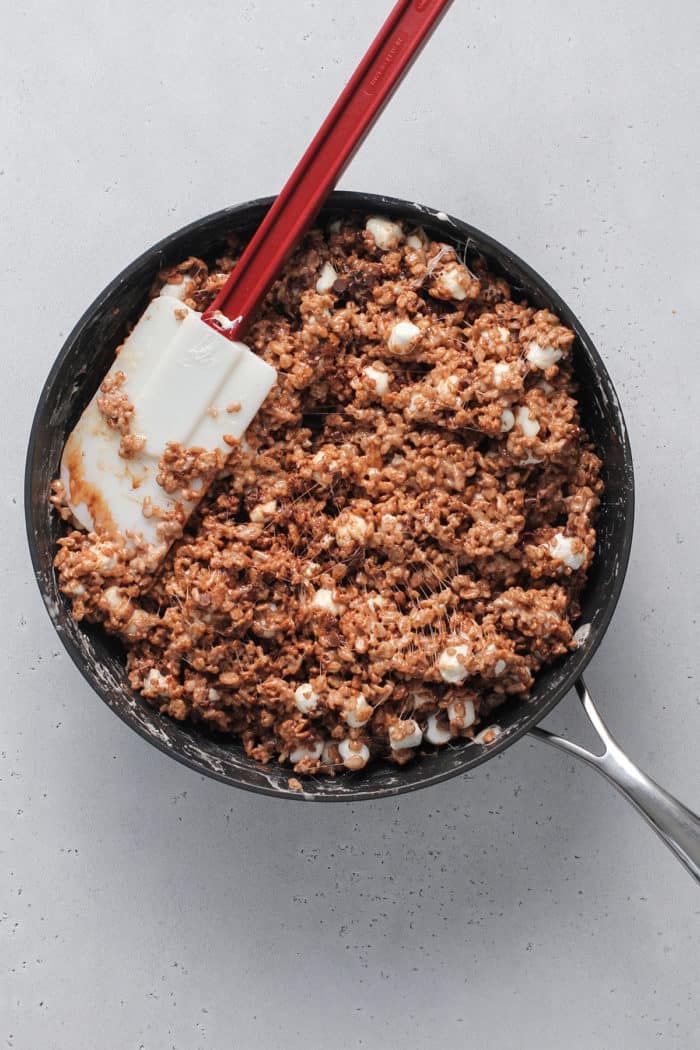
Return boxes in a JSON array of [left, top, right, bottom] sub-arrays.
[[25, 191, 700, 882]]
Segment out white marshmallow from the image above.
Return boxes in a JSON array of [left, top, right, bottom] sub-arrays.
[[338, 738, 370, 771], [410, 687, 435, 711], [474, 725, 503, 745], [407, 392, 430, 418], [549, 532, 585, 570], [365, 216, 403, 250], [485, 643, 507, 676], [527, 341, 563, 369], [208, 688, 220, 701], [447, 698, 476, 730], [123, 609, 152, 638], [436, 374, 460, 403], [250, 499, 277, 522], [520, 451, 543, 465], [253, 605, 278, 639], [63, 580, 86, 596], [336, 513, 368, 548], [497, 326, 510, 343], [389, 718, 423, 750], [493, 362, 512, 387], [143, 668, 169, 695], [342, 694, 373, 728], [310, 588, 345, 615], [315, 261, 338, 294], [426, 713, 451, 745], [500, 409, 515, 433], [290, 740, 324, 764], [363, 364, 390, 396], [515, 405, 540, 437], [406, 229, 427, 249], [311, 449, 339, 483], [438, 642, 472, 684], [436, 263, 470, 300], [321, 741, 339, 766], [388, 320, 421, 355], [294, 683, 320, 715]]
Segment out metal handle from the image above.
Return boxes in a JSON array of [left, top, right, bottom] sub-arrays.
[[531, 678, 700, 884]]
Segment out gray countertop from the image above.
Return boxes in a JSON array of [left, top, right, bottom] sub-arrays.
[[2, 1, 699, 1046]]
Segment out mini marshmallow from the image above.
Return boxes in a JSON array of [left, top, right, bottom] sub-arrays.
[[143, 668, 169, 695], [500, 409, 515, 433], [520, 451, 543, 466], [515, 405, 540, 437], [63, 580, 86, 596], [365, 216, 403, 250], [103, 585, 127, 612], [338, 738, 370, 771], [436, 374, 461, 403], [474, 725, 503, 745], [335, 513, 368, 548], [310, 588, 345, 615], [342, 693, 373, 728], [407, 392, 430, 418], [438, 642, 472, 683], [311, 450, 339, 483], [294, 683, 320, 715], [321, 741, 339, 767], [253, 604, 278, 639], [315, 261, 338, 294], [493, 362, 512, 387], [363, 364, 390, 397], [250, 499, 278, 522], [549, 532, 585, 570], [208, 688, 220, 702], [485, 643, 507, 676], [290, 739, 324, 764], [447, 698, 476, 730], [425, 713, 451, 745], [410, 687, 435, 711], [434, 263, 471, 301], [405, 229, 427, 249], [388, 320, 421, 355], [389, 718, 423, 750], [123, 609, 152, 638], [93, 543, 119, 572], [527, 341, 562, 370], [98, 555, 118, 571]]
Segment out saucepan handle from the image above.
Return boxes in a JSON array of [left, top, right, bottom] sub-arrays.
[[530, 678, 700, 884]]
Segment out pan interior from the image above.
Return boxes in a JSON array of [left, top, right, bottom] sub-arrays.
[[25, 192, 634, 801]]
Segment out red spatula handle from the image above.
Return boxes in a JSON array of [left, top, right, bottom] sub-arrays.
[[203, 0, 454, 341]]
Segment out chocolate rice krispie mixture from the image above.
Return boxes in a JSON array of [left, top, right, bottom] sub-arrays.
[[53, 215, 603, 776]]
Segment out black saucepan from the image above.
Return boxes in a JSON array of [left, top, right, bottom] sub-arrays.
[[25, 192, 700, 879]]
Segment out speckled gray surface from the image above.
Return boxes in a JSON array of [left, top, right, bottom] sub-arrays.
[[2, 1, 699, 1046]]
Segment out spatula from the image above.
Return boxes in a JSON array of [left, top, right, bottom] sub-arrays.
[[61, 0, 454, 553]]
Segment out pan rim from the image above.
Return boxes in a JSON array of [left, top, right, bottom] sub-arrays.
[[25, 190, 635, 801]]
